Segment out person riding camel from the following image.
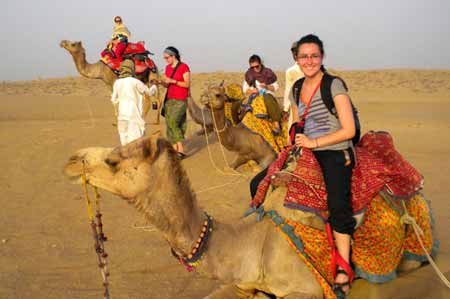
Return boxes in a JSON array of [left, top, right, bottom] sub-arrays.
[[242, 54, 282, 135], [101, 16, 131, 65]]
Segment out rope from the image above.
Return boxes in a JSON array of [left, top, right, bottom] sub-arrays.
[[200, 102, 247, 178], [82, 96, 95, 129], [401, 200, 450, 289]]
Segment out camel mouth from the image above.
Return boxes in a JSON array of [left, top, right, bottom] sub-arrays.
[[63, 157, 85, 184]]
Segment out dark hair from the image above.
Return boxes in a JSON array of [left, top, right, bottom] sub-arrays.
[[295, 34, 326, 72], [165, 46, 181, 61], [248, 54, 262, 65]]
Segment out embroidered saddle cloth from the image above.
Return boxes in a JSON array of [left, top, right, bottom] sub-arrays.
[[251, 131, 424, 218]]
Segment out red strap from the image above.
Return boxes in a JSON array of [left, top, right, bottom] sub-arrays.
[[326, 223, 355, 283], [298, 79, 322, 128]]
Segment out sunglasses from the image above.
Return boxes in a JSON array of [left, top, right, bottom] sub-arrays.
[[251, 64, 261, 70]]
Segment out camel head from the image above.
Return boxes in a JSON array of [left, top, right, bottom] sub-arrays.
[[200, 82, 227, 110], [60, 40, 85, 55], [64, 135, 175, 199]]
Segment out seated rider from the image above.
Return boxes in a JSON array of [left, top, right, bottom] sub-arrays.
[[242, 54, 282, 135], [101, 16, 131, 65]]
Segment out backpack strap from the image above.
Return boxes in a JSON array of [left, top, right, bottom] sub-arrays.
[[292, 77, 305, 106]]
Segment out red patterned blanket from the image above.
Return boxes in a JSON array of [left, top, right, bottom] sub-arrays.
[[251, 131, 423, 217]]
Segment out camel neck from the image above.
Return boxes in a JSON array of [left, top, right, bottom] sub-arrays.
[[140, 157, 204, 257], [211, 106, 228, 134], [71, 50, 101, 79]]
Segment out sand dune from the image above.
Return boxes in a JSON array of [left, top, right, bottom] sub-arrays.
[[0, 70, 449, 298]]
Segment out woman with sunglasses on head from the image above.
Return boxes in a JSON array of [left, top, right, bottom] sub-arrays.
[[290, 34, 356, 297], [157, 46, 190, 159], [242, 54, 282, 135]]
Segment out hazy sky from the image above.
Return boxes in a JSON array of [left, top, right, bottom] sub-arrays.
[[2, 0, 450, 81]]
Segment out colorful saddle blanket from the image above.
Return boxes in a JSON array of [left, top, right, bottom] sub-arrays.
[[240, 94, 287, 153], [251, 131, 424, 218], [101, 42, 157, 76], [266, 193, 438, 299]]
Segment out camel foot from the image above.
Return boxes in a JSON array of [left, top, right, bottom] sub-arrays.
[[397, 259, 422, 273]]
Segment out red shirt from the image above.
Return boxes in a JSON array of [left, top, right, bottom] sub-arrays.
[[165, 62, 190, 100]]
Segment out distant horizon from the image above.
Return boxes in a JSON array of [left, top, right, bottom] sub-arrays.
[[3, 67, 450, 84], [2, 0, 450, 81]]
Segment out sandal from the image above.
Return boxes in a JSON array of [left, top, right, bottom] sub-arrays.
[[326, 223, 355, 298], [332, 269, 351, 298]]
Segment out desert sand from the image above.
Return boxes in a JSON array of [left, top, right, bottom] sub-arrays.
[[1, 70, 450, 298]]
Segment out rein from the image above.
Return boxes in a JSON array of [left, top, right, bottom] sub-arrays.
[[171, 212, 214, 272], [81, 160, 110, 299]]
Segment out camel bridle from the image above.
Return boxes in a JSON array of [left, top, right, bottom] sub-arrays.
[[81, 160, 110, 299], [170, 212, 214, 272], [200, 91, 228, 133]]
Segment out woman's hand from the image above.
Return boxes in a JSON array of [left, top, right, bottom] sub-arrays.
[[295, 134, 316, 149], [164, 77, 176, 84]]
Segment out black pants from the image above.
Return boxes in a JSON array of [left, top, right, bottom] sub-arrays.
[[313, 149, 356, 235], [250, 167, 269, 198]]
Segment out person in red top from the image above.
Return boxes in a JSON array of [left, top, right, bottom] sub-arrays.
[[157, 46, 191, 159]]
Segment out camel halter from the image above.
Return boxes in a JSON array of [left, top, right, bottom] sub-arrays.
[[81, 160, 111, 299], [170, 212, 214, 272], [199, 92, 247, 179]]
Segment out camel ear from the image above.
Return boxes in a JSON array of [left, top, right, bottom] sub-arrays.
[[219, 80, 225, 87], [144, 132, 163, 161]]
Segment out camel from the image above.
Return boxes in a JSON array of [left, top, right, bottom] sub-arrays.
[[64, 135, 324, 298], [64, 135, 436, 298], [200, 85, 277, 169], [60, 40, 213, 129], [60, 40, 158, 88]]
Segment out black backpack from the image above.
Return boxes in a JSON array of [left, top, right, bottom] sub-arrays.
[[292, 73, 361, 146]]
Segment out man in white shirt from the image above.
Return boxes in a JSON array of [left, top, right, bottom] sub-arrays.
[[283, 41, 304, 131], [111, 59, 157, 145]]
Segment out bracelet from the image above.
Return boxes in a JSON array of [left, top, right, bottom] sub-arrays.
[[315, 138, 319, 148]]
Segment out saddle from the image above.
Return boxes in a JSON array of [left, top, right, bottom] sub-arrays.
[[251, 131, 424, 219], [101, 41, 157, 76]]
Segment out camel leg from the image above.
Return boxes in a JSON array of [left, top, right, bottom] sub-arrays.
[[259, 153, 276, 169], [282, 293, 321, 299], [230, 155, 249, 169], [204, 284, 254, 299]]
